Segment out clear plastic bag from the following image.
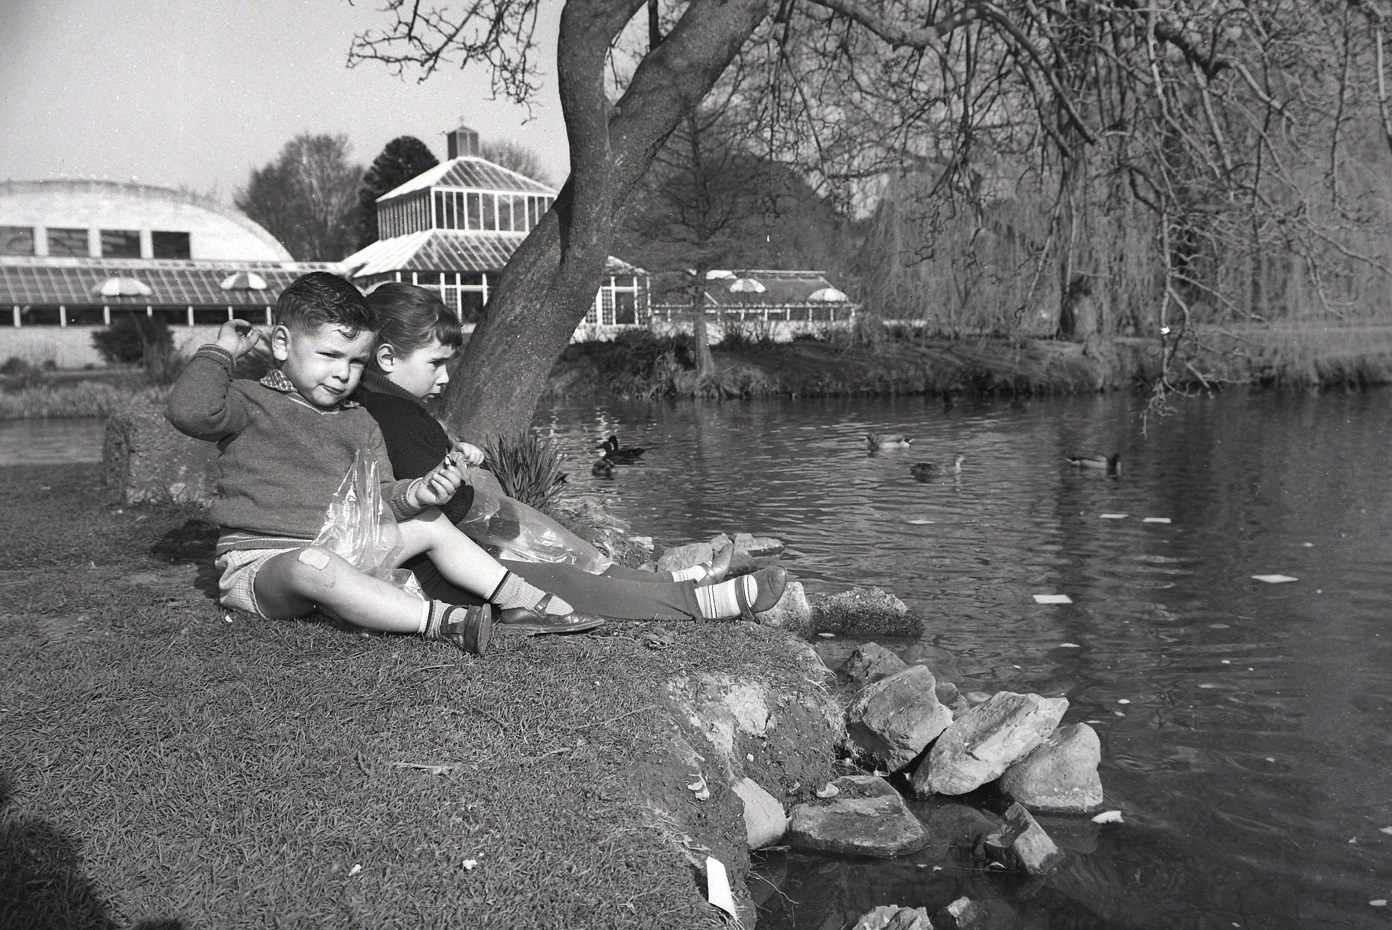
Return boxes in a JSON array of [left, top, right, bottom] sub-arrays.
[[312, 450, 424, 598], [459, 469, 613, 575]]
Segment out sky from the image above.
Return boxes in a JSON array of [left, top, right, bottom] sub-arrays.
[[0, 0, 571, 202]]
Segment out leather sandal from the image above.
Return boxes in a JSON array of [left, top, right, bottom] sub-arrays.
[[496, 595, 605, 636], [733, 566, 788, 622]]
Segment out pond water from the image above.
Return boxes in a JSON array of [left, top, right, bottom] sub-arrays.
[[531, 390, 1392, 930], [0, 417, 105, 465], [9, 391, 1392, 928]]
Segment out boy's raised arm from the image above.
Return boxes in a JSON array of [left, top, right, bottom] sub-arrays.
[[166, 321, 260, 441]]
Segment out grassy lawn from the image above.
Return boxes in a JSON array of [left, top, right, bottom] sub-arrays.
[[1, 464, 832, 929]]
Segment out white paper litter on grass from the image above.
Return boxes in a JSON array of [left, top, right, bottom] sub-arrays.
[[1143, 517, 1172, 524], [1252, 574, 1298, 584], [1099, 513, 1129, 520], [1033, 594, 1073, 604], [706, 856, 739, 919]]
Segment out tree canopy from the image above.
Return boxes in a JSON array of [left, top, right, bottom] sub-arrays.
[[357, 136, 440, 250], [351, 0, 1392, 437], [236, 134, 362, 261]]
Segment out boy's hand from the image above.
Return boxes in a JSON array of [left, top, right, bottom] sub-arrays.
[[213, 320, 264, 361], [450, 441, 486, 467], [411, 457, 464, 509]]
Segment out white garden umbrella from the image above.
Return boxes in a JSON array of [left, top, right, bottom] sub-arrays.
[[808, 286, 848, 302], [219, 271, 269, 291], [728, 277, 766, 293], [93, 276, 153, 298]]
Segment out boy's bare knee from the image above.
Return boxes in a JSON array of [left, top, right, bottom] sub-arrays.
[[292, 547, 338, 592]]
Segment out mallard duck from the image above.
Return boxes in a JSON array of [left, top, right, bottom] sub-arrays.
[[600, 434, 646, 463], [910, 454, 965, 480], [591, 458, 616, 478], [1066, 453, 1121, 476], [867, 432, 914, 451]]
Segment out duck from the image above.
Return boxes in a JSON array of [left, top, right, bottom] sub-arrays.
[[867, 432, 914, 451], [1066, 452, 1121, 476], [910, 454, 966, 480], [599, 434, 646, 464], [591, 458, 616, 478]]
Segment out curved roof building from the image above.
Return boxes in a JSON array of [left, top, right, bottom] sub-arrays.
[[0, 179, 291, 261]]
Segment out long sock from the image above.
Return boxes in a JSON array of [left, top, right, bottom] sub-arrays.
[[490, 571, 573, 616], [670, 562, 711, 583], [671, 544, 734, 585], [421, 600, 450, 638], [694, 575, 757, 620]]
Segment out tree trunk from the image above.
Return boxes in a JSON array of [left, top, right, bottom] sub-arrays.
[[437, 0, 771, 442]]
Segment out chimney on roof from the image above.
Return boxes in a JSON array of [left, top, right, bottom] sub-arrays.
[[447, 125, 480, 159]]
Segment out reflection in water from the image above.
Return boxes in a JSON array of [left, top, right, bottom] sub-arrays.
[[533, 389, 1392, 930], [0, 418, 105, 465]]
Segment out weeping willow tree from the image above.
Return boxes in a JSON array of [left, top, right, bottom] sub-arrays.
[[352, 0, 1392, 438]]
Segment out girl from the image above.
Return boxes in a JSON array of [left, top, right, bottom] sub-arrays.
[[356, 282, 788, 623]]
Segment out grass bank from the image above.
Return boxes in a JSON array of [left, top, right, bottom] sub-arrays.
[[0, 464, 835, 929]]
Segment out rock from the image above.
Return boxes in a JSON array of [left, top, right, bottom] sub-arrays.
[[657, 541, 714, 573], [933, 896, 990, 930], [934, 678, 965, 712], [787, 774, 929, 858], [912, 692, 1068, 796], [755, 580, 815, 634], [852, 904, 934, 930], [973, 802, 1065, 875], [103, 393, 216, 505], [809, 587, 924, 638], [999, 723, 1103, 813], [733, 532, 784, 557], [846, 666, 953, 772], [627, 535, 654, 558], [845, 643, 909, 688], [731, 777, 787, 849]]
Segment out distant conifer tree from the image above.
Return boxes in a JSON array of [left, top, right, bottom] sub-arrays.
[[357, 137, 439, 249]]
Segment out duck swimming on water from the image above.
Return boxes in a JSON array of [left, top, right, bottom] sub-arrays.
[[1066, 453, 1121, 476], [910, 454, 966, 480], [591, 458, 616, 477], [867, 432, 914, 451], [599, 435, 646, 463]]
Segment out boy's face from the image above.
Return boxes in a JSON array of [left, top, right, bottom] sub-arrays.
[[271, 322, 376, 408], [381, 337, 455, 401]]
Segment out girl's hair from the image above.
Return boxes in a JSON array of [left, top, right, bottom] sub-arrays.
[[365, 282, 464, 365]]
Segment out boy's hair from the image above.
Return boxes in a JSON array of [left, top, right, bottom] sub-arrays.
[[275, 272, 375, 336], [365, 282, 464, 365]]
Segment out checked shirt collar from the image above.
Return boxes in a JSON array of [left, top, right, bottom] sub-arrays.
[[259, 368, 360, 410]]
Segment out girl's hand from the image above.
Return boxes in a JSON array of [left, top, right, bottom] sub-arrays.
[[450, 441, 485, 467], [213, 320, 263, 361], [411, 457, 464, 508]]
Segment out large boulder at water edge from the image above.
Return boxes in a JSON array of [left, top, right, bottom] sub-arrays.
[[912, 692, 1069, 796], [787, 775, 929, 857], [998, 723, 1104, 813], [852, 904, 934, 930], [844, 642, 910, 689], [103, 393, 216, 505], [808, 586, 924, 638], [731, 777, 787, 849], [973, 802, 1065, 875], [754, 580, 815, 633], [846, 665, 953, 772]]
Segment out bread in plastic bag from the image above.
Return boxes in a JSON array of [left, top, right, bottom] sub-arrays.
[[459, 468, 612, 575], [312, 450, 425, 599]]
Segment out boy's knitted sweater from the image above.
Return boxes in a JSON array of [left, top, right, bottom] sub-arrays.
[[166, 345, 421, 553]]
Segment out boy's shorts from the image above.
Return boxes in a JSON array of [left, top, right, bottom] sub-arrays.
[[216, 547, 299, 618]]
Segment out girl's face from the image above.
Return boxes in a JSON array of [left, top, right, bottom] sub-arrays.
[[381, 337, 455, 401]]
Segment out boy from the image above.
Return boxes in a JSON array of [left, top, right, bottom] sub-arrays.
[[166, 272, 589, 654]]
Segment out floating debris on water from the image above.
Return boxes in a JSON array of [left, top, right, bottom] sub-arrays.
[[1034, 594, 1073, 604], [1252, 574, 1298, 584]]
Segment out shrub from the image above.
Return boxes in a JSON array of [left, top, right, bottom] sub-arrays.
[[481, 432, 570, 512], [92, 313, 173, 365]]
